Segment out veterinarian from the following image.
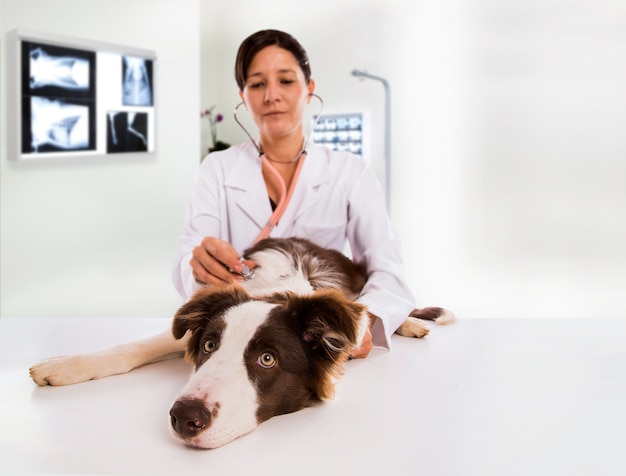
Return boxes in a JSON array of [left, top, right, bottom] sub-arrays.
[[172, 29, 416, 358]]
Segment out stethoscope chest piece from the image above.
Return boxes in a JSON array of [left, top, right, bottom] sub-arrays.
[[240, 263, 256, 280]]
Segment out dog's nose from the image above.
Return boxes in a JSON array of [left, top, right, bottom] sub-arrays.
[[170, 399, 212, 439]]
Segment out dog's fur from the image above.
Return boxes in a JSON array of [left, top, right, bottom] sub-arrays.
[[29, 237, 454, 449]]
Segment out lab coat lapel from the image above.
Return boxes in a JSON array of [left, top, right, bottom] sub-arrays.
[[224, 151, 271, 231], [285, 147, 331, 224]]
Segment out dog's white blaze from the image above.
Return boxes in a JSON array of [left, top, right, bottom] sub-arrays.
[[171, 301, 276, 449], [243, 249, 313, 296]]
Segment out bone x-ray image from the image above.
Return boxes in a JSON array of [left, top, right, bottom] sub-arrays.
[[122, 56, 153, 106], [28, 97, 90, 152], [21, 41, 96, 153], [107, 111, 149, 153]]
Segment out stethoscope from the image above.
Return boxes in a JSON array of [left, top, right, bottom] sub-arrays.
[[233, 93, 325, 247]]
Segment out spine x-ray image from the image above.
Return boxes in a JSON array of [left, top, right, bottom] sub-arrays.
[[122, 56, 153, 106]]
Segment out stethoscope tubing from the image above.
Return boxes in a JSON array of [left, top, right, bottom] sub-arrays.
[[233, 94, 324, 243]]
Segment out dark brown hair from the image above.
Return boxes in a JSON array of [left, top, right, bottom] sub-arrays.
[[235, 29, 311, 91]]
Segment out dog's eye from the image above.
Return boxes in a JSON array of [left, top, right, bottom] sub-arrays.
[[203, 339, 217, 354], [257, 352, 277, 368]]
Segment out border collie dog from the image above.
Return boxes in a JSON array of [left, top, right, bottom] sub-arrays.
[[30, 237, 454, 449]]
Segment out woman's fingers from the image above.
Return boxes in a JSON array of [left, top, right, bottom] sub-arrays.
[[190, 254, 237, 286], [190, 237, 256, 286]]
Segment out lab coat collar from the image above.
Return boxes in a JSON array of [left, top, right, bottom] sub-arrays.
[[224, 143, 331, 231], [224, 142, 269, 230]]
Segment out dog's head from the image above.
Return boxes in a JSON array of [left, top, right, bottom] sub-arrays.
[[169, 285, 368, 449]]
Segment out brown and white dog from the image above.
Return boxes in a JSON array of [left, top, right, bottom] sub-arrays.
[[29, 237, 454, 449]]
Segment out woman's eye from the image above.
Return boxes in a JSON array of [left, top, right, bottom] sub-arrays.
[[248, 82, 264, 89], [257, 352, 277, 368], [203, 339, 217, 354]]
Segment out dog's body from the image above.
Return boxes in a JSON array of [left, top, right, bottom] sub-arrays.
[[30, 237, 454, 449]]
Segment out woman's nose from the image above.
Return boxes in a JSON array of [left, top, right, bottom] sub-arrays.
[[264, 82, 279, 103]]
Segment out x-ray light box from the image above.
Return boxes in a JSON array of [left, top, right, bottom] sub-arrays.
[[312, 113, 369, 162], [6, 29, 157, 161]]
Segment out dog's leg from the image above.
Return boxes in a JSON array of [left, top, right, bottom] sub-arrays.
[[395, 307, 456, 338], [29, 329, 189, 386]]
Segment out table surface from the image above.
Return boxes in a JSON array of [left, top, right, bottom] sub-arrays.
[[1, 317, 625, 476]]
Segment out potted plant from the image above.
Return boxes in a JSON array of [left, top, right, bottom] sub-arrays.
[[201, 105, 230, 152]]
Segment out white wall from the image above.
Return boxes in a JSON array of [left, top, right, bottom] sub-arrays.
[[204, 0, 626, 318], [395, 0, 626, 317], [1, 0, 201, 317]]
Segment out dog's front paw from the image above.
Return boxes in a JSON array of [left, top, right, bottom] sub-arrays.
[[395, 317, 430, 338], [29, 354, 94, 386]]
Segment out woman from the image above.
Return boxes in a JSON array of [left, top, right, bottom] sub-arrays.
[[172, 29, 416, 357]]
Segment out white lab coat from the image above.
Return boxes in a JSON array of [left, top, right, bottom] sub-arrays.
[[172, 141, 416, 349]]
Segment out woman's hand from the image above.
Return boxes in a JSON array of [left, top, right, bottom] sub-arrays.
[[349, 313, 377, 359], [349, 327, 372, 359], [190, 237, 255, 287]]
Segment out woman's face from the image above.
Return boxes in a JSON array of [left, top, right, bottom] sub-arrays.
[[239, 45, 315, 142]]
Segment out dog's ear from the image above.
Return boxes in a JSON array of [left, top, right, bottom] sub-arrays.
[[172, 284, 251, 342], [287, 290, 368, 399], [173, 285, 251, 338]]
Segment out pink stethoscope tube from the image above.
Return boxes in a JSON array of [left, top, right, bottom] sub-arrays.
[[255, 152, 307, 242]]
